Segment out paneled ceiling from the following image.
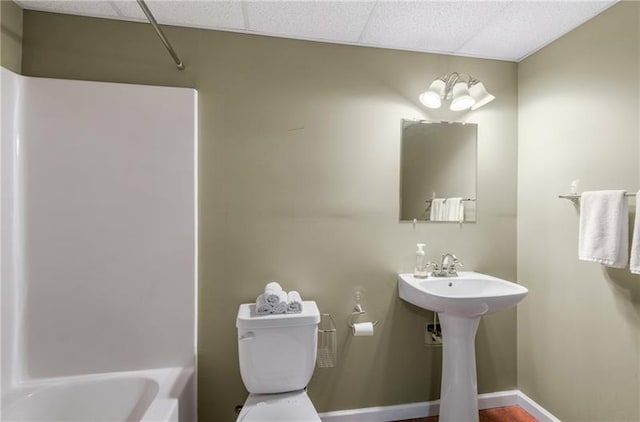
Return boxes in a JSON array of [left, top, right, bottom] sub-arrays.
[[16, 0, 617, 62]]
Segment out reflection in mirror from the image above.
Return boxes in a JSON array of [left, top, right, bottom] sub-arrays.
[[399, 120, 477, 222]]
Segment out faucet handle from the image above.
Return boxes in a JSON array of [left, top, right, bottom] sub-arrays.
[[440, 253, 463, 274], [447, 259, 463, 274], [441, 253, 459, 262]]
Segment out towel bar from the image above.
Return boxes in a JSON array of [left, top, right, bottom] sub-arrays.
[[559, 192, 636, 200], [425, 198, 476, 203]]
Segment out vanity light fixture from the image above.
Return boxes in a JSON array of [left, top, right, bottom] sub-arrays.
[[419, 73, 495, 111]]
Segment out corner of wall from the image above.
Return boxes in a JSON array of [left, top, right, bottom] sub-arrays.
[[1, 0, 24, 74]]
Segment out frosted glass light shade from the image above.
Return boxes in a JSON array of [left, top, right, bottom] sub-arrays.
[[419, 79, 446, 109], [469, 82, 495, 110], [419, 91, 441, 109], [450, 82, 475, 111]]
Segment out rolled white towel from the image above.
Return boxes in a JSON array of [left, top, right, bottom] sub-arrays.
[[265, 281, 282, 291], [256, 294, 273, 315], [272, 291, 288, 314], [264, 282, 283, 305], [287, 291, 303, 313]]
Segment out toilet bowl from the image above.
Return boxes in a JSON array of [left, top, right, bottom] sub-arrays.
[[236, 301, 321, 422], [236, 390, 318, 421]]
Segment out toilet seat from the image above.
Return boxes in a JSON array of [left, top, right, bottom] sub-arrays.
[[237, 390, 320, 422]]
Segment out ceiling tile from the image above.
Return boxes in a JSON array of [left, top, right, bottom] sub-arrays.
[[361, 1, 509, 54], [16, 0, 121, 19], [15, 0, 619, 62], [111, 0, 246, 30], [457, 1, 616, 61], [245, 1, 376, 43]]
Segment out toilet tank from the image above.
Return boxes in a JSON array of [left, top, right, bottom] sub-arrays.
[[236, 301, 320, 394]]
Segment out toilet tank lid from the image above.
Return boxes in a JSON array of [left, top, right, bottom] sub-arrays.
[[237, 301, 320, 329]]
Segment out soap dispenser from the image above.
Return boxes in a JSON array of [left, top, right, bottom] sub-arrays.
[[414, 243, 428, 278]]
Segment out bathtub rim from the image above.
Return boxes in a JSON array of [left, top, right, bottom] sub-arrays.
[[1, 366, 194, 422]]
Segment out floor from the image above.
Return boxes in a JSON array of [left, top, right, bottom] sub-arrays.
[[398, 406, 537, 422]]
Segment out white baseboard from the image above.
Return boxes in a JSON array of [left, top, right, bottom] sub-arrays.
[[319, 390, 560, 422], [517, 391, 561, 422]]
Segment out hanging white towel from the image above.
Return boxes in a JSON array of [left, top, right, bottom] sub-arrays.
[[430, 198, 445, 221], [630, 190, 640, 274], [579, 190, 628, 268], [444, 198, 464, 222]]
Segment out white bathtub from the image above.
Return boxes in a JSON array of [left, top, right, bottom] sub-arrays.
[[1, 367, 195, 422]]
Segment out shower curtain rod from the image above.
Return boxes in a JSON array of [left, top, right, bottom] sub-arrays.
[[136, 0, 185, 70]]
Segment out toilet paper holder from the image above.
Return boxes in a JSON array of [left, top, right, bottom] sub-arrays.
[[347, 303, 379, 328]]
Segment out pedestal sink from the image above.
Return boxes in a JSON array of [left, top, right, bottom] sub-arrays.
[[397, 272, 528, 422]]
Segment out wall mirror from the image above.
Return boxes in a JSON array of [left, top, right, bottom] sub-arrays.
[[399, 120, 477, 222]]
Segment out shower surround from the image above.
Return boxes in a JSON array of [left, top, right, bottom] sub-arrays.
[[0, 67, 197, 421]]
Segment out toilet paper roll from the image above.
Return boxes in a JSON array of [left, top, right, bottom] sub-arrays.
[[352, 322, 374, 336]]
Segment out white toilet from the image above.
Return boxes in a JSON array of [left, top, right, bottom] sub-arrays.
[[236, 300, 321, 422]]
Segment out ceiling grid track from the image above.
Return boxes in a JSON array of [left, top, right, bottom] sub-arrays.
[[107, 0, 126, 18], [241, 0, 250, 31], [357, 1, 379, 43], [452, 2, 512, 56]]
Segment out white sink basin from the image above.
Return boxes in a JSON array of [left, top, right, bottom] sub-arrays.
[[398, 271, 528, 318], [398, 271, 527, 421]]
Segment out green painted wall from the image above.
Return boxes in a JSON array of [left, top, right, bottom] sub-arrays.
[[518, 2, 640, 420], [1, 0, 23, 73], [21, 10, 518, 421]]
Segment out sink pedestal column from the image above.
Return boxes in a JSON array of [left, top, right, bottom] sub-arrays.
[[438, 313, 481, 422]]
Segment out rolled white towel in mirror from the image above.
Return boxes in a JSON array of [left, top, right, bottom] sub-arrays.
[[256, 294, 273, 315], [264, 281, 283, 305], [287, 291, 303, 313], [272, 290, 288, 314]]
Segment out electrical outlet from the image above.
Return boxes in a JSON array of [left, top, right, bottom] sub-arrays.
[[424, 323, 442, 346]]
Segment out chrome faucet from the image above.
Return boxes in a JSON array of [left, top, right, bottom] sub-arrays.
[[428, 253, 463, 277]]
